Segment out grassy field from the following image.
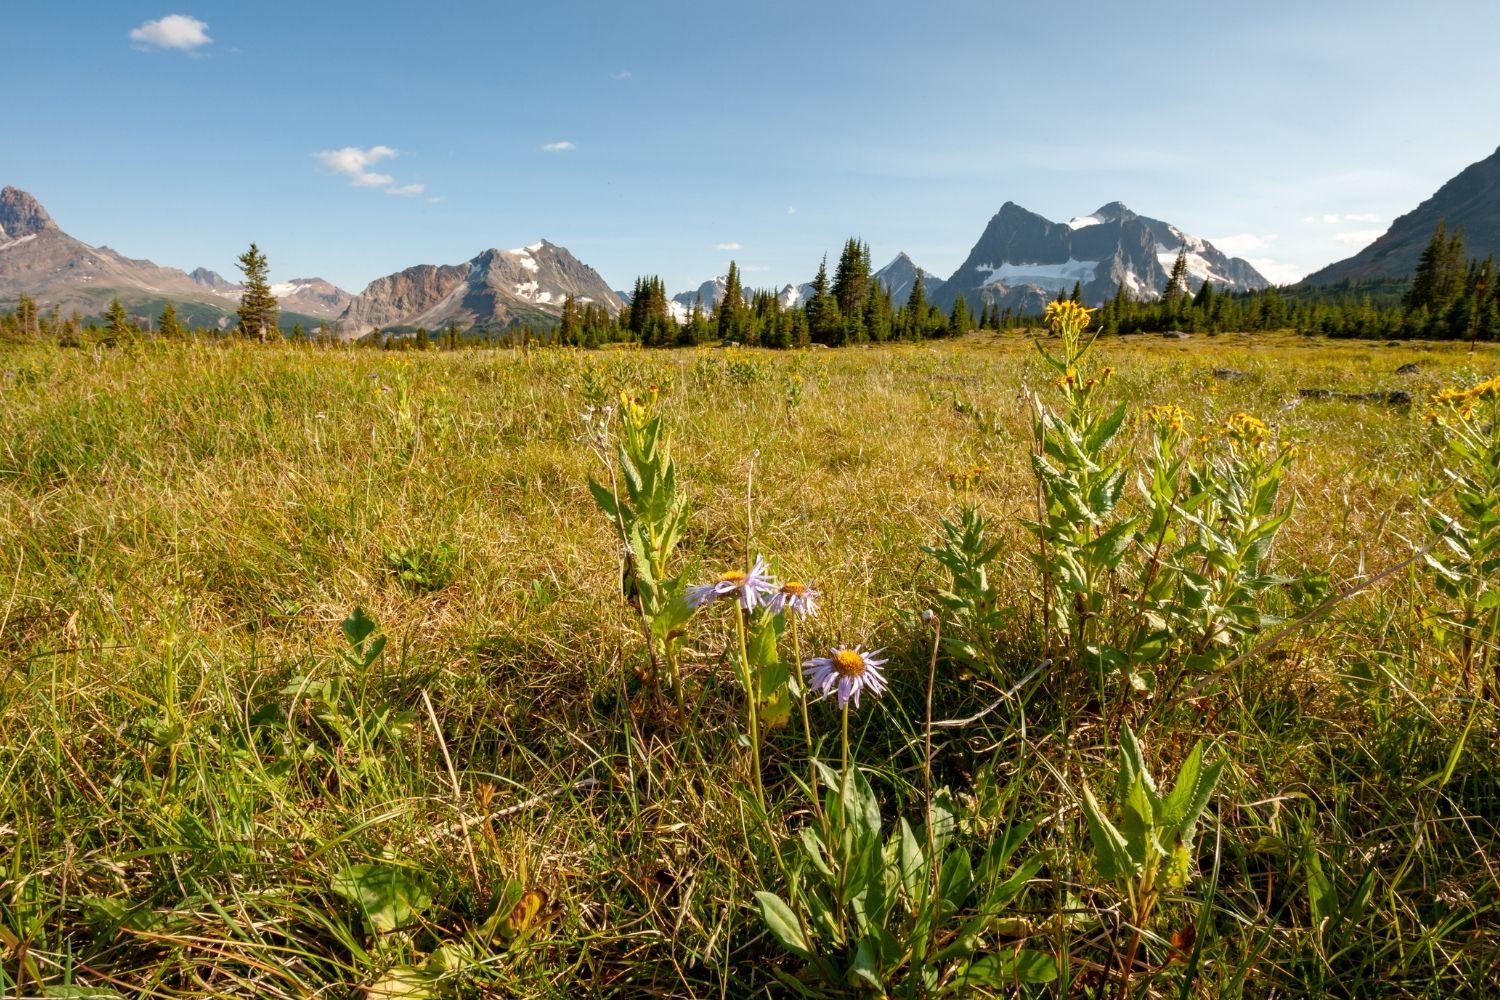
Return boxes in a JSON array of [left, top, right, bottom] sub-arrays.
[[1, 330, 1498, 997]]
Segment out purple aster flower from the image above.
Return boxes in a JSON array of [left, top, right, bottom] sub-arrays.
[[803, 645, 888, 710], [685, 555, 778, 611], [766, 580, 819, 618]]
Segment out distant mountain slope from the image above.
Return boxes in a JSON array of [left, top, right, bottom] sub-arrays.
[[873, 252, 945, 304], [337, 241, 622, 338], [0, 186, 350, 324], [1302, 144, 1500, 285], [932, 201, 1268, 315]]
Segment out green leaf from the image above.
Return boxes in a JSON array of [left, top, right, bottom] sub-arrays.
[[1081, 784, 1136, 881], [365, 965, 438, 999], [899, 819, 926, 908], [330, 864, 433, 934], [342, 607, 376, 649], [586, 476, 621, 520], [962, 948, 1059, 986], [755, 891, 812, 959], [1121, 774, 1157, 867], [848, 935, 884, 991]]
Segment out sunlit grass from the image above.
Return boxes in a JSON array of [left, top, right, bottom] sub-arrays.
[[1, 331, 1496, 996]]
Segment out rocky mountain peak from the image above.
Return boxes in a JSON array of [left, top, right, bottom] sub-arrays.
[[0, 186, 56, 240]]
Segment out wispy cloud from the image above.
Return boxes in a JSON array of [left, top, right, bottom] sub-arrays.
[[787, 206, 797, 215], [314, 145, 397, 187], [541, 140, 576, 153], [715, 241, 742, 251], [313, 145, 431, 198], [1211, 232, 1276, 256], [610, 70, 632, 80], [1302, 212, 1384, 225], [129, 14, 212, 51], [1331, 229, 1383, 245]]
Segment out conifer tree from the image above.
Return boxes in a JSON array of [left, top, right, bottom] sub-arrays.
[[1162, 249, 1190, 308], [1069, 280, 1083, 303], [948, 293, 972, 337], [717, 262, 748, 343], [104, 297, 132, 341], [832, 238, 872, 317], [806, 255, 841, 344], [236, 242, 279, 339], [158, 301, 183, 339]]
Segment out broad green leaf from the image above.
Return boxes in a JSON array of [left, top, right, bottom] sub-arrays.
[[899, 819, 926, 909], [961, 948, 1059, 987], [849, 935, 884, 991], [754, 891, 812, 959], [342, 607, 376, 648], [366, 965, 437, 999], [330, 864, 433, 934], [1081, 785, 1135, 881]]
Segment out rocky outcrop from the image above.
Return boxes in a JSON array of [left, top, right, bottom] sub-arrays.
[[873, 252, 945, 304]]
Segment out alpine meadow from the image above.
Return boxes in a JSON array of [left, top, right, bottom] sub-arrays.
[[4, 2, 1500, 998]]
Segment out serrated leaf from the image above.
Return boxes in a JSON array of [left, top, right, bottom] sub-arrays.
[[1081, 784, 1136, 881]]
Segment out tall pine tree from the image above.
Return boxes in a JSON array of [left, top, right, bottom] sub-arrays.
[[236, 243, 279, 340]]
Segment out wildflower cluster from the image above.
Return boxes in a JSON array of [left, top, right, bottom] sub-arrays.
[[1215, 410, 1270, 449], [1426, 373, 1500, 423], [1142, 402, 1191, 436]]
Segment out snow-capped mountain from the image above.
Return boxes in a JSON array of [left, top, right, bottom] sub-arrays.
[[873, 252, 945, 304], [336, 241, 622, 338], [931, 201, 1269, 315], [0, 186, 350, 323]]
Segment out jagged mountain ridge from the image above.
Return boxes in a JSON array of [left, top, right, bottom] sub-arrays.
[[0, 186, 350, 323], [873, 252, 945, 304], [1302, 144, 1500, 285], [931, 201, 1269, 315], [336, 241, 622, 338]]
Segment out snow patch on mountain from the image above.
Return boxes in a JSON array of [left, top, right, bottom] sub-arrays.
[[975, 258, 1099, 292]]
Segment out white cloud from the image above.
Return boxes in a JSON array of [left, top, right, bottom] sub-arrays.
[[1211, 232, 1277, 256], [715, 242, 742, 251], [427, 196, 446, 204], [313, 145, 431, 198], [541, 141, 576, 153], [1342, 212, 1381, 223], [787, 206, 797, 215], [129, 14, 212, 50], [314, 145, 398, 187], [1302, 212, 1383, 225], [610, 70, 632, 80], [1331, 229, 1383, 246], [1322, 213, 1341, 224], [1243, 258, 1307, 286]]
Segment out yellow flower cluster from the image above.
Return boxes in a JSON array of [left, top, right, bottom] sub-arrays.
[[1219, 411, 1269, 447], [1043, 299, 1095, 334], [1141, 403, 1191, 434], [1426, 374, 1500, 422], [948, 463, 991, 489]]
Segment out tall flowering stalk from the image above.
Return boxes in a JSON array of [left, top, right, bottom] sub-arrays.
[[1026, 301, 1135, 693], [587, 389, 693, 703], [1422, 375, 1500, 697]]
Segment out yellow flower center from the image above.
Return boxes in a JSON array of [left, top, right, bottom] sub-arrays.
[[831, 649, 867, 678], [782, 582, 808, 596], [718, 570, 747, 585]]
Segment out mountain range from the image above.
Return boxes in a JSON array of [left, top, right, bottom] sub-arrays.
[[1303, 144, 1500, 285], [5, 142, 1498, 333], [0, 186, 350, 327]]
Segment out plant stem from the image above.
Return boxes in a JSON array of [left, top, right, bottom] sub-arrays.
[[734, 604, 765, 812]]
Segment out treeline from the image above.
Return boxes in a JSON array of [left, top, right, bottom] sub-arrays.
[[5, 223, 1495, 349], [1101, 222, 1497, 341]]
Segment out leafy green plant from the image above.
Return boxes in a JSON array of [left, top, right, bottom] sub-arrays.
[[1420, 375, 1500, 697], [758, 765, 1055, 996], [384, 541, 458, 594], [1080, 726, 1222, 996], [587, 388, 693, 699], [923, 507, 1013, 678]]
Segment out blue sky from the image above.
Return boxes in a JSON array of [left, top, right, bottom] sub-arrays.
[[4, 1, 1498, 295]]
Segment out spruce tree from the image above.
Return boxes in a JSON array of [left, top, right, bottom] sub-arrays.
[[1162, 249, 1190, 308], [832, 238, 871, 317], [948, 294, 972, 337], [1069, 280, 1082, 303], [104, 297, 132, 341], [806, 256, 841, 345], [717, 262, 748, 343], [236, 242, 279, 339], [158, 301, 183, 339]]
